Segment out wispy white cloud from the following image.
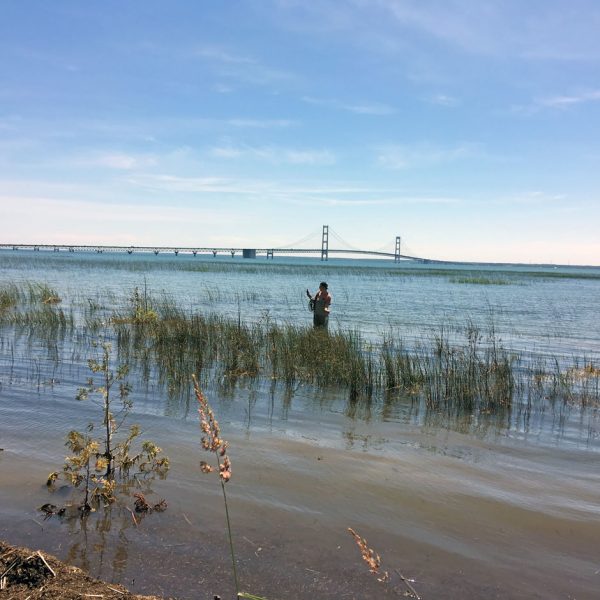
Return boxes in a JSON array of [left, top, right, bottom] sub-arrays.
[[366, 0, 600, 61], [227, 118, 296, 128], [211, 147, 243, 159], [0, 194, 220, 223], [308, 195, 460, 206], [510, 89, 600, 115], [88, 153, 158, 170], [211, 83, 234, 94], [539, 90, 600, 108], [0, 194, 241, 246], [209, 144, 336, 165], [126, 174, 246, 195], [119, 172, 454, 203], [377, 142, 482, 169], [344, 103, 394, 115], [192, 44, 296, 86], [193, 47, 257, 65], [499, 190, 568, 205], [427, 93, 460, 107], [302, 96, 394, 115], [285, 149, 336, 165], [280, 1, 600, 63]]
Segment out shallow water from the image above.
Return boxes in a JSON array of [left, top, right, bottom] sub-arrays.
[[1, 252, 600, 599]]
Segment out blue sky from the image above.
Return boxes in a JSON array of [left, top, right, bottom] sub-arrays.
[[1, 0, 599, 264]]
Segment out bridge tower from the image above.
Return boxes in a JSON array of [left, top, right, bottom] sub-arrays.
[[394, 236, 401, 262], [321, 225, 329, 261]]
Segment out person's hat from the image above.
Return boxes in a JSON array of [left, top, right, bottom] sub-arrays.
[[320, 281, 328, 289]]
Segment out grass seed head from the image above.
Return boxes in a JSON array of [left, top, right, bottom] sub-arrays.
[[348, 527, 389, 582], [192, 374, 232, 483]]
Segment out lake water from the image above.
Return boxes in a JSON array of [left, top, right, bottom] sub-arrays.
[[1, 251, 599, 599]]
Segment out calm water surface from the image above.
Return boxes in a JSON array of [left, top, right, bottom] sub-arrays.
[[1, 251, 599, 599]]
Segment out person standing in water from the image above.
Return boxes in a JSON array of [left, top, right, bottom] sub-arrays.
[[306, 281, 332, 329]]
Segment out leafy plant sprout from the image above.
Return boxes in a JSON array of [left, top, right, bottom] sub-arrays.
[[48, 341, 169, 513], [75, 342, 133, 478]]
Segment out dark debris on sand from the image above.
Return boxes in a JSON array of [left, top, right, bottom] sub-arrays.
[[0, 540, 169, 599]]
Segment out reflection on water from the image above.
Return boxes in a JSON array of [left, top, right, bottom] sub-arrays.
[[1, 329, 599, 451]]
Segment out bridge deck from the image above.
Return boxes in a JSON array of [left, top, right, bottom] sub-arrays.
[[0, 244, 430, 262]]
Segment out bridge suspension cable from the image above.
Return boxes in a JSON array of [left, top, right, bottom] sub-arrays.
[[402, 242, 418, 257], [374, 238, 396, 253], [275, 228, 322, 249], [328, 228, 361, 251]]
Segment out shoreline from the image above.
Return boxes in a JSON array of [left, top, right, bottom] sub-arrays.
[[0, 539, 168, 600]]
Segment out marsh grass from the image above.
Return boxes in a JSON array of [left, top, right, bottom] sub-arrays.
[[527, 356, 600, 407], [451, 276, 513, 285], [53, 286, 600, 412], [110, 296, 522, 412], [0, 285, 74, 336], [0, 284, 20, 313], [1, 282, 599, 413]]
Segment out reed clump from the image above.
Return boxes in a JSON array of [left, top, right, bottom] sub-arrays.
[[0, 283, 73, 336], [528, 357, 600, 407], [112, 298, 520, 413], [27, 282, 62, 304], [0, 283, 20, 313], [451, 276, 512, 285]]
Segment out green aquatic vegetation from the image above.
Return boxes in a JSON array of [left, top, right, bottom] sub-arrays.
[[26, 282, 61, 304], [0, 282, 61, 315], [379, 325, 516, 411], [109, 290, 522, 411], [419, 328, 516, 411], [0, 282, 72, 337], [528, 357, 600, 407], [2, 281, 598, 414], [450, 276, 513, 285], [0, 284, 20, 312], [2, 305, 74, 334], [112, 286, 158, 325]]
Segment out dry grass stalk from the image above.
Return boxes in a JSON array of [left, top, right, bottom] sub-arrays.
[[193, 374, 232, 483], [348, 528, 389, 582], [347, 528, 421, 598], [192, 374, 239, 596], [191, 378, 268, 599]]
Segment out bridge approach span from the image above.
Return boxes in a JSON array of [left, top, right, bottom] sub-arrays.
[[0, 244, 431, 262]]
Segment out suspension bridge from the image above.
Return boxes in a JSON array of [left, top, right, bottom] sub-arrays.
[[0, 226, 438, 263]]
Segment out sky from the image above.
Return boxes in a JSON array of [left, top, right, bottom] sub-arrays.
[[1, 0, 599, 264]]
